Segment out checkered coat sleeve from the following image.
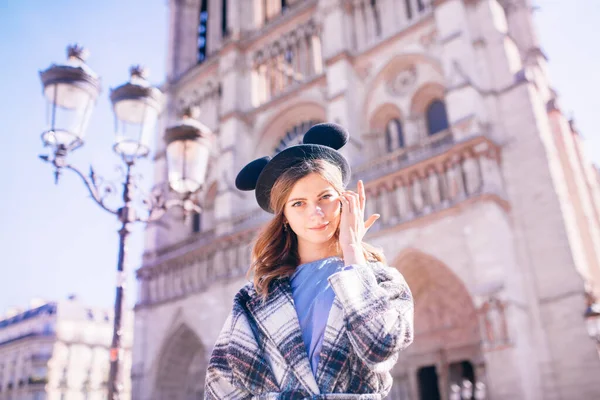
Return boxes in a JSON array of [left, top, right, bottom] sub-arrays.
[[204, 262, 414, 399]]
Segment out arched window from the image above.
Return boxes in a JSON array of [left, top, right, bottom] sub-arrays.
[[426, 100, 449, 136], [198, 0, 209, 64], [273, 120, 320, 154], [264, 0, 288, 22], [370, 0, 382, 37], [385, 118, 404, 152], [192, 212, 202, 233], [404, 0, 413, 20], [222, 0, 228, 38]]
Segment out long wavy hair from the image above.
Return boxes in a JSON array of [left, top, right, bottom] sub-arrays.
[[248, 158, 386, 299]]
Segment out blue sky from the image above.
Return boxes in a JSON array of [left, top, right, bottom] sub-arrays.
[[0, 1, 598, 314]]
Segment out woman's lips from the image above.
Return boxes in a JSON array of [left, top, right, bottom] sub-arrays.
[[309, 223, 329, 231]]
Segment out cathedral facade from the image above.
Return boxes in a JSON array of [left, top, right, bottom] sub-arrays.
[[131, 0, 600, 399]]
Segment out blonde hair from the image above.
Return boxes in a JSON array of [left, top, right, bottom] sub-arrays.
[[248, 158, 385, 299]]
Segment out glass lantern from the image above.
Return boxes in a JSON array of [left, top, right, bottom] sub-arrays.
[[164, 108, 214, 195], [39, 44, 101, 152], [109, 66, 164, 162]]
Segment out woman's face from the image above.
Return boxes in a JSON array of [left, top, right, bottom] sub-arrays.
[[283, 172, 342, 246]]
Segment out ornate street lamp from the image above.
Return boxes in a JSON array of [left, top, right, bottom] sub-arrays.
[[39, 45, 100, 167], [110, 65, 163, 162], [165, 106, 214, 196], [38, 45, 212, 400]]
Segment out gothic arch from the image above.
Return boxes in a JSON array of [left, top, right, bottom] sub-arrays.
[[362, 52, 444, 132], [393, 249, 481, 357], [369, 103, 404, 133], [409, 82, 445, 116], [252, 101, 326, 157], [153, 324, 207, 400]]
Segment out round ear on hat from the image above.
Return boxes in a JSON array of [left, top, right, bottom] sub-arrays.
[[235, 156, 271, 191], [302, 122, 349, 150]]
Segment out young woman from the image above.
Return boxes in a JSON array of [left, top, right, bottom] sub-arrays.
[[204, 123, 414, 399]]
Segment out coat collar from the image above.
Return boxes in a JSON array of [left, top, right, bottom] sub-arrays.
[[247, 277, 321, 395]]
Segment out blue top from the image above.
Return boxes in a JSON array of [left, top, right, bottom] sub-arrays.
[[290, 256, 352, 376]]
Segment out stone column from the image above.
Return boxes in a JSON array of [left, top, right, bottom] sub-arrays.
[[410, 174, 425, 214], [318, 0, 360, 141], [216, 46, 247, 235], [433, 0, 488, 141], [207, 0, 222, 55], [352, 1, 365, 51], [226, 0, 241, 39], [477, 144, 504, 195], [394, 178, 413, 221], [446, 155, 466, 203], [297, 30, 309, 79], [311, 34, 324, 75], [363, 0, 376, 46], [462, 152, 482, 196]]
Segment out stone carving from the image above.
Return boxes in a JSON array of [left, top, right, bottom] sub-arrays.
[[176, 80, 221, 114], [478, 296, 510, 348], [387, 65, 418, 97]]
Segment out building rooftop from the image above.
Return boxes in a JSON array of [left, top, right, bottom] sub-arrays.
[[0, 302, 57, 329]]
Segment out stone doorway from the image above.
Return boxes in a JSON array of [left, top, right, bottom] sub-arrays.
[[153, 324, 206, 400], [417, 365, 441, 400], [387, 250, 486, 400]]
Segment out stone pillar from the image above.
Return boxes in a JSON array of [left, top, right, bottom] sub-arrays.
[[407, 366, 419, 400], [548, 108, 600, 297], [436, 164, 450, 207], [446, 155, 466, 203], [227, 0, 241, 39], [394, 178, 413, 221], [476, 143, 504, 196], [433, 0, 489, 140], [427, 168, 441, 208], [363, 0, 376, 46], [410, 174, 424, 214], [318, 0, 360, 143], [352, 1, 365, 50], [207, 0, 222, 55], [311, 34, 324, 74], [378, 0, 395, 37], [500, 0, 539, 56], [462, 152, 482, 196], [297, 31, 309, 79], [169, 0, 201, 79]]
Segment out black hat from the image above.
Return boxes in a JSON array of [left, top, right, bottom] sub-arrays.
[[235, 122, 351, 213]]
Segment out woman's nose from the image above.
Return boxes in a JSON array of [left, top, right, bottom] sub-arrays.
[[311, 205, 325, 217]]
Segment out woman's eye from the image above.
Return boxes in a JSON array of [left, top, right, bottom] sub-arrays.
[[292, 201, 303, 207], [322, 194, 332, 200]]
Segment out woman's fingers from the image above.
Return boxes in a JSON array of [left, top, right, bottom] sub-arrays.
[[342, 192, 358, 214], [364, 214, 380, 230], [358, 180, 365, 211]]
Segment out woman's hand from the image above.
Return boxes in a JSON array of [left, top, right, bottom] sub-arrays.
[[338, 180, 380, 265]]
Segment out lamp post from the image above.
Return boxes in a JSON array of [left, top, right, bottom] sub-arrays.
[[38, 45, 213, 400]]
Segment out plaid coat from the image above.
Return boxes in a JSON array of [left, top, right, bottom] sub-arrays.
[[204, 262, 414, 399]]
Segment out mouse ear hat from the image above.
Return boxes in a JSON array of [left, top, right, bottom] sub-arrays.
[[235, 122, 351, 213]]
